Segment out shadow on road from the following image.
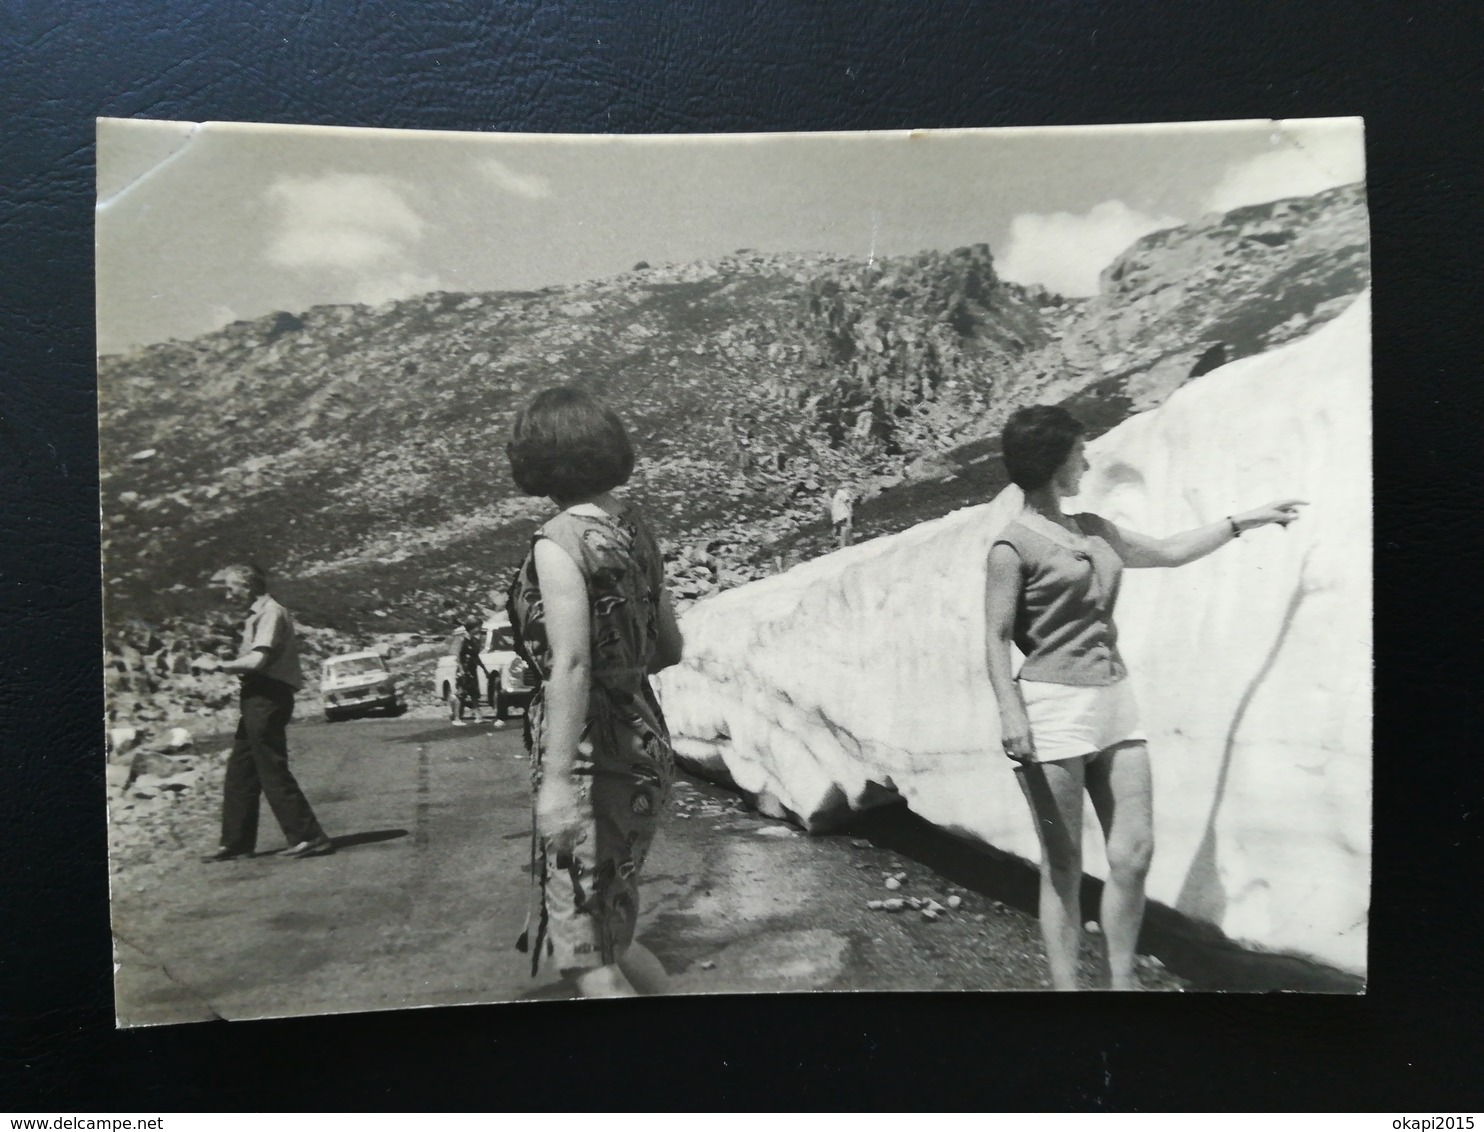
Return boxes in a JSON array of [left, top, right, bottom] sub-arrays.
[[331, 828, 410, 850], [386, 722, 522, 745], [837, 803, 1363, 994]]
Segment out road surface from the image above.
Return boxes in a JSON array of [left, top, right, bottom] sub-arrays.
[[110, 711, 1180, 1025]]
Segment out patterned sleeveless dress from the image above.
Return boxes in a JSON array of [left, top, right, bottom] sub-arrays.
[[506, 500, 676, 975]]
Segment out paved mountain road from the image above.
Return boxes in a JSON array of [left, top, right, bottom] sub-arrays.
[[111, 713, 1175, 1025]]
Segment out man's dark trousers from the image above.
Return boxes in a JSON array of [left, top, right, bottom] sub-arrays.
[[220, 674, 326, 853]]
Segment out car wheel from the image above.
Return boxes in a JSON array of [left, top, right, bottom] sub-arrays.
[[324, 709, 338, 723]]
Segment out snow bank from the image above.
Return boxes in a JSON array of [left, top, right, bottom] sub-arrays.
[[657, 293, 1370, 974]]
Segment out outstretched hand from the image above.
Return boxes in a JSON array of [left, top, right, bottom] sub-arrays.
[[1238, 499, 1308, 532]]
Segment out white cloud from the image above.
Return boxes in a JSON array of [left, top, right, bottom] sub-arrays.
[[476, 157, 551, 200], [1204, 121, 1366, 214], [270, 225, 404, 272], [264, 173, 440, 302], [998, 200, 1181, 297]]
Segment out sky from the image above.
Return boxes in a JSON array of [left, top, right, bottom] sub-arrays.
[[95, 117, 1365, 355]]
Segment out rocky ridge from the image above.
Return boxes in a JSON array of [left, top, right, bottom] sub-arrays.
[[1005, 184, 1369, 432]]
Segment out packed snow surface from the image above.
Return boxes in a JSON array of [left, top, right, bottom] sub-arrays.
[[657, 292, 1371, 975]]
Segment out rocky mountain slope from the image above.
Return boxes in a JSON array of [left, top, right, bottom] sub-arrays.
[[99, 184, 1368, 734], [100, 244, 1050, 624], [767, 183, 1369, 563], [1006, 183, 1370, 426]]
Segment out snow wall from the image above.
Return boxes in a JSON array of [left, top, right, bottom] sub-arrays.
[[656, 292, 1371, 975]]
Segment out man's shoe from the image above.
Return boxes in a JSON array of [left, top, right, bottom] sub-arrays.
[[278, 836, 336, 859], [202, 847, 253, 863]]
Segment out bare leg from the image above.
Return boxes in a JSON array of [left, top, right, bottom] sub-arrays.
[[1085, 741, 1154, 990], [616, 940, 669, 995], [574, 963, 639, 998], [1016, 758, 1087, 990]]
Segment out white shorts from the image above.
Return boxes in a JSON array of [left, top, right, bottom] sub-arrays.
[[1017, 678, 1146, 765]]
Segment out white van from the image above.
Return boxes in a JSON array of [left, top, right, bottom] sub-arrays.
[[320, 650, 405, 722]]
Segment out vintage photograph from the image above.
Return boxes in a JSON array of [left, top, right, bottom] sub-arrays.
[[97, 116, 1370, 1024]]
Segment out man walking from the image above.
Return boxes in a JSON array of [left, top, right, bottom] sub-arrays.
[[830, 483, 856, 548], [198, 564, 333, 861]]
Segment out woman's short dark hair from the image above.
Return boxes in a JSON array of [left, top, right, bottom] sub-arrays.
[[1001, 405, 1085, 491], [506, 385, 636, 501]]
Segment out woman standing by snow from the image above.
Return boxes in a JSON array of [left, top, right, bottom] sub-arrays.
[[984, 404, 1304, 990], [506, 386, 685, 997]]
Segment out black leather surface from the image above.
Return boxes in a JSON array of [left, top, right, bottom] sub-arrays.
[[1, 0, 1481, 1110]]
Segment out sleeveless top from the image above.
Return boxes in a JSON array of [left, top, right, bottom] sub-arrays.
[[991, 511, 1129, 686], [507, 501, 669, 705]]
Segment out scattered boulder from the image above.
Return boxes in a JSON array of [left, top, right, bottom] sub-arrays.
[[905, 452, 953, 481], [108, 727, 140, 762], [128, 748, 184, 782]]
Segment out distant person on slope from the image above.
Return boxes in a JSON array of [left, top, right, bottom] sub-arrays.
[[830, 484, 855, 548], [197, 563, 334, 862], [451, 618, 487, 725], [505, 385, 685, 997], [984, 405, 1304, 990]]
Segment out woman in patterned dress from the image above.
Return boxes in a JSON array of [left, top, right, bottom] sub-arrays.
[[505, 386, 684, 997]]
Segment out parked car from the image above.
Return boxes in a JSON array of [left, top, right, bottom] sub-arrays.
[[320, 650, 405, 722], [434, 612, 538, 722]]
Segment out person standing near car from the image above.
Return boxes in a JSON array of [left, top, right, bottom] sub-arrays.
[[452, 617, 488, 725], [198, 563, 333, 861]]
